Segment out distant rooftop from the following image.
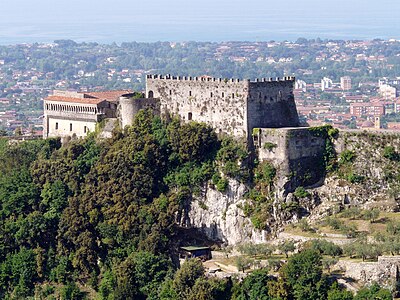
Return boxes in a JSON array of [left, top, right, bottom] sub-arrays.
[[45, 90, 132, 104]]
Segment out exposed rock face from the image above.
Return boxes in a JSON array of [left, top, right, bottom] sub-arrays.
[[187, 180, 268, 245], [186, 130, 400, 245], [186, 179, 322, 245]]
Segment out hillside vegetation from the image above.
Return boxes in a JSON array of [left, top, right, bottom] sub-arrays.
[[0, 111, 393, 299]]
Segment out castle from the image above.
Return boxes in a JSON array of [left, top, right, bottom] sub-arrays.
[[44, 75, 328, 191], [45, 75, 300, 140]]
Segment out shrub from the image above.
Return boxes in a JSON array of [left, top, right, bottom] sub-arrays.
[[255, 161, 276, 185], [346, 172, 365, 184], [340, 207, 361, 220], [212, 173, 229, 192], [383, 146, 400, 161], [339, 150, 356, 164], [298, 218, 314, 232], [263, 142, 277, 151], [293, 186, 310, 198], [306, 239, 343, 257]]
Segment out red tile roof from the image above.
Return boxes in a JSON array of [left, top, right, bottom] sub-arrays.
[[45, 90, 132, 104], [45, 96, 106, 104]]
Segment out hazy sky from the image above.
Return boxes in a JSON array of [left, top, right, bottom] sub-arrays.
[[0, 0, 399, 43]]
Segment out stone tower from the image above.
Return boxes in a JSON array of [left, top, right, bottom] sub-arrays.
[[145, 75, 299, 139]]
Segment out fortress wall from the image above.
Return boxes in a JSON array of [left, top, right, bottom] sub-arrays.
[[146, 76, 249, 137], [247, 78, 299, 132], [118, 95, 160, 129], [256, 127, 326, 191]]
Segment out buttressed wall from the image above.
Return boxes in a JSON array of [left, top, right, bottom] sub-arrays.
[[255, 128, 327, 192], [145, 75, 299, 138]]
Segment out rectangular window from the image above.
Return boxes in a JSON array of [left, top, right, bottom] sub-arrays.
[[70, 123, 73, 131], [84, 126, 87, 133], [55, 122, 58, 130]]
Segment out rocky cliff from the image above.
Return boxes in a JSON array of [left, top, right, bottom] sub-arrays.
[[186, 129, 400, 245]]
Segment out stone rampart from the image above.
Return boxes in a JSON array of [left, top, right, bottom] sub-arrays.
[[145, 75, 298, 138], [255, 127, 326, 192], [146, 76, 249, 137]]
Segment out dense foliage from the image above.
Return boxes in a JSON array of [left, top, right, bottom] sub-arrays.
[[0, 111, 239, 298], [0, 112, 393, 299]]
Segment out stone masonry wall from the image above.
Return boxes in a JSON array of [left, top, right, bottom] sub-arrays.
[[145, 75, 299, 138], [335, 256, 400, 288], [247, 79, 299, 132], [256, 127, 327, 193], [146, 75, 249, 137]]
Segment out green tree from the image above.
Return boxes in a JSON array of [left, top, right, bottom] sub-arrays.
[[232, 268, 275, 300], [173, 258, 205, 299], [327, 282, 353, 300], [115, 251, 173, 299], [278, 240, 296, 258], [281, 249, 329, 300], [354, 282, 392, 300]]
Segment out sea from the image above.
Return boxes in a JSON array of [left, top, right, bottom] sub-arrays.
[[0, 14, 399, 45]]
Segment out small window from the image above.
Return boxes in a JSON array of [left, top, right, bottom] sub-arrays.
[[169, 90, 172, 95], [222, 92, 225, 97], [148, 90, 154, 98], [55, 122, 58, 130], [188, 112, 193, 120], [232, 93, 235, 98], [189, 91, 192, 96], [84, 126, 87, 133], [70, 123, 73, 131], [210, 92, 213, 97]]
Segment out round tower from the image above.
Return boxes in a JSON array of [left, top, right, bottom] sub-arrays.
[[118, 94, 141, 129]]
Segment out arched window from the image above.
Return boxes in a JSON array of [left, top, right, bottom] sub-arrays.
[[148, 90, 154, 98], [188, 112, 193, 120]]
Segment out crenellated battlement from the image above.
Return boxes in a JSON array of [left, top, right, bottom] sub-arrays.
[[146, 74, 295, 83], [145, 74, 299, 138]]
